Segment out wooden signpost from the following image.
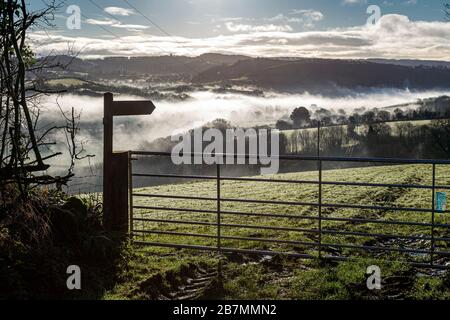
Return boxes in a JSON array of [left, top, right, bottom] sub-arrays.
[[103, 92, 155, 233]]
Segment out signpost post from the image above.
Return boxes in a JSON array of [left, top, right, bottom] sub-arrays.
[[103, 92, 155, 233]]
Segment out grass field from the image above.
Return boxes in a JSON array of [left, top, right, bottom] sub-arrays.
[[104, 164, 450, 300]]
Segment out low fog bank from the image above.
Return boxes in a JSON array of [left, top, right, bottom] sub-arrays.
[[36, 88, 450, 193]]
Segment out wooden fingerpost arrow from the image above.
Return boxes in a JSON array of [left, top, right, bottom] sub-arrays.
[[103, 92, 155, 234]]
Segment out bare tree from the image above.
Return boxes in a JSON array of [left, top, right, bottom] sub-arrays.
[[0, 0, 91, 195]]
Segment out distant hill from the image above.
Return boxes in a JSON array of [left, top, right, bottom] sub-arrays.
[[40, 54, 450, 92], [193, 58, 450, 92], [367, 58, 450, 69], [41, 53, 249, 78], [197, 53, 249, 65]]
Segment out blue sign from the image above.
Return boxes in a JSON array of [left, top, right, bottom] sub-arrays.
[[436, 192, 447, 213]]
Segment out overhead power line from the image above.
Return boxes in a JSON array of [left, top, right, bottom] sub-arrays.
[[81, 11, 123, 40], [80, 10, 180, 60], [88, 0, 123, 22], [121, 0, 175, 38], [121, 0, 210, 64], [85, 1, 175, 57], [84, 0, 211, 75]]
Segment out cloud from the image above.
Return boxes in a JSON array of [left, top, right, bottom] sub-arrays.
[[109, 23, 149, 30], [31, 14, 450, 61], [266, 14, 299, 23], [342, 0, 368, 5], [85, 18, 114, 26], [289, 9, 324, 28], [224, 10, 324, 30], [403, 0, 418, 5], [225, 22, 293, 32], [85, 18, 149, 31], [104, 6, 135, 16], [217, 9, 324, 30], [290, 9, 324, 21]]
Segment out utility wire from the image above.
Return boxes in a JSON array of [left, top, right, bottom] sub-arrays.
[[87, 0, 172, 51], [81, 12, 123, 40], [83, 0, 180, 55], [88, 0, 124, 22], [86, 0, 210, 75], [121, 0, 175, 39], [82, 10, 173, 57], [121, 0, 210, 64]]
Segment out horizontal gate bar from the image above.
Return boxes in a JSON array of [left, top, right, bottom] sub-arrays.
[[132, 217, 449, 242], [131, 230, 440, 255], [132, 229, 450, 255], [133, 205, 217, 214], [133, 230, 450, 255], [133, 194, 441, 213], [133, 217, 312, 232], [220, 210, 322, 221], [132, 229, 320, 247], [131, 241, 450, 269], [133, 173, 450, 190], [134, 217, 216, 226], [220, 210, 450, 229], [133, 173, 217, 180], [132, 204, 450, 229], [221, 177, 450, 190], [321, 202, 444, 213], [219, 197, 439, 213], [130, 151, 450, 165], [133, 241, 218, 252], [134, 193, 217, 201], [132, 229, 216, 239], [132, 241, 316, 259]]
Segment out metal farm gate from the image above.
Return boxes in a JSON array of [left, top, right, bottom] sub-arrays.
[[127, 152, 450, 270]]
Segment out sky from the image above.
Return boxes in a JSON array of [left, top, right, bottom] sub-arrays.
[[28, 0, 450, 60]]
